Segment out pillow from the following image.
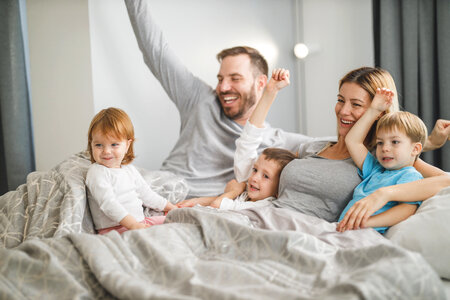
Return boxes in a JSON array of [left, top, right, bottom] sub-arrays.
[[385, 185, 450, 279]]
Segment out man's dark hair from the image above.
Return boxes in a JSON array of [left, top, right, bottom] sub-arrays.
[[216, 46, 268, 77]]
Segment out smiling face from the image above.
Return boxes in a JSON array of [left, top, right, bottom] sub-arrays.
[[246, 154, 281, 201], [335, 82, 372, 139], [375, 128, 421, 170], [91, 129, 131, 168], [216, 54, 263, 123]]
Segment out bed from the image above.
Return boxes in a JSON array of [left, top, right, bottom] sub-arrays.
[[1, 152, 449, 299]]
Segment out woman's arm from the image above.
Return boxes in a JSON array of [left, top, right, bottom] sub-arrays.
[[337, 174, 450, 231], [414, 158, 446, 177]]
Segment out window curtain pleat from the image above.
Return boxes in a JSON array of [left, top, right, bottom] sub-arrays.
[[0, 0, 35, 194], [373, 0, 450, 170]]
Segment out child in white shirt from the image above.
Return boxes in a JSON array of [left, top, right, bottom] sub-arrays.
[[85, 107, 176, 235], [209, 147, 296, 210]]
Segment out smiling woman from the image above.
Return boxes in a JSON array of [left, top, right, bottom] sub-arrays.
[[234, 66, 449, 224]]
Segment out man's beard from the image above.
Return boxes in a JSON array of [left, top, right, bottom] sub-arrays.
[[222, 88, 257, 120]]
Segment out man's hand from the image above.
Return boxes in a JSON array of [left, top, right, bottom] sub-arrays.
[[425, 119, 450, 151]]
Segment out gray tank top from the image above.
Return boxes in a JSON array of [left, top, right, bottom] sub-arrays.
[[272, 141, 361, 222]]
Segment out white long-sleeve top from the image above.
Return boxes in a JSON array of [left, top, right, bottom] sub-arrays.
[[219, 192, 274, 210], [85, 163, 168, 230], [234, 121, 266, 183]]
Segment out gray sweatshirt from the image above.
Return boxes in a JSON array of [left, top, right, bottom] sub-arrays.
[[125, 0, 314, 198]]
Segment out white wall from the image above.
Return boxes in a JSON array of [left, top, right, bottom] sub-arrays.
[[26, 0, 94, 170], [88, 0, 300, 170], [301, 0, 374, 137], [27, 0, 373, 171]]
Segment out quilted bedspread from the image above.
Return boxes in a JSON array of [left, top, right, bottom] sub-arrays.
[[0, 153, 445, 299]]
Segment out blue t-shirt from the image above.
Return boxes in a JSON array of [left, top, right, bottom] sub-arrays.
[[338, 152, 423, 233]]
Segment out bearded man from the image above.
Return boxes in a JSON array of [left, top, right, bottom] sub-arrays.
[[125, 0, 315, 198]]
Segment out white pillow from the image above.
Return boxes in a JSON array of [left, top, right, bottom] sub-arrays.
[[385, 185, 450, 279]]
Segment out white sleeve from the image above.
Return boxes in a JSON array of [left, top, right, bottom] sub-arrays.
[[85, 165, 128, 223], [234, 121, 265, 182], [131, 166, 168, 211], [219, 198, 272, 210]]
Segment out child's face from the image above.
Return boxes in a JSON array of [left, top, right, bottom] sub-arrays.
[[91, 129, 131, 168], [246, 155, 281, 201], [375, 128, 421, 170]]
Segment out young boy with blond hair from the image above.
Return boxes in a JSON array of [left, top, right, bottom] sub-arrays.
[[337, 88, 428, 233]]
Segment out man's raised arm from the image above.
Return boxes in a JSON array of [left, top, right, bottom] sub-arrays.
[[124, 0, 208, 110]]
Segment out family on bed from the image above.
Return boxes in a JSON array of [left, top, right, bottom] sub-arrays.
[[85, 0, 450, 236]]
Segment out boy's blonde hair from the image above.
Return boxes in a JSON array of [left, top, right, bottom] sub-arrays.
[[376, 111, 428, 157], [87, 107, 135, 164]]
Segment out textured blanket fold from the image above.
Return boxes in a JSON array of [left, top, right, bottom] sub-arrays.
[[0, 153, 445, 299]]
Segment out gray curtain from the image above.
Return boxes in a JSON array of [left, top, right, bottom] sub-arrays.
[[373, 0, 450, 171], [0, 0, 35, 194]]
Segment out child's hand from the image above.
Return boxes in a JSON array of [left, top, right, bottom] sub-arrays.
[[224, 179, 246, 194], [336, 189, 388, 232], [266, 68, 290, 92], [371, 88, 394, 113], [129, 222, 148, 230], [164, 202, 177, 211], [177, 197, 216, 207]]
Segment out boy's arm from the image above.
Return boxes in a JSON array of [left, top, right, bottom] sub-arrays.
[[338, 174, 450, 231], [234, 123, 263, 182], [210, 180, 247, 208], [362, 203, 418, 228], [344, 109, 376, 169], [235, 69, 290, 182], [249, 68, 290, 127], [345, 88, 393, 169]]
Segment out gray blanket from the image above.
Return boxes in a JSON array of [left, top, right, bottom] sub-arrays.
[[0, 153, 446, 299]]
